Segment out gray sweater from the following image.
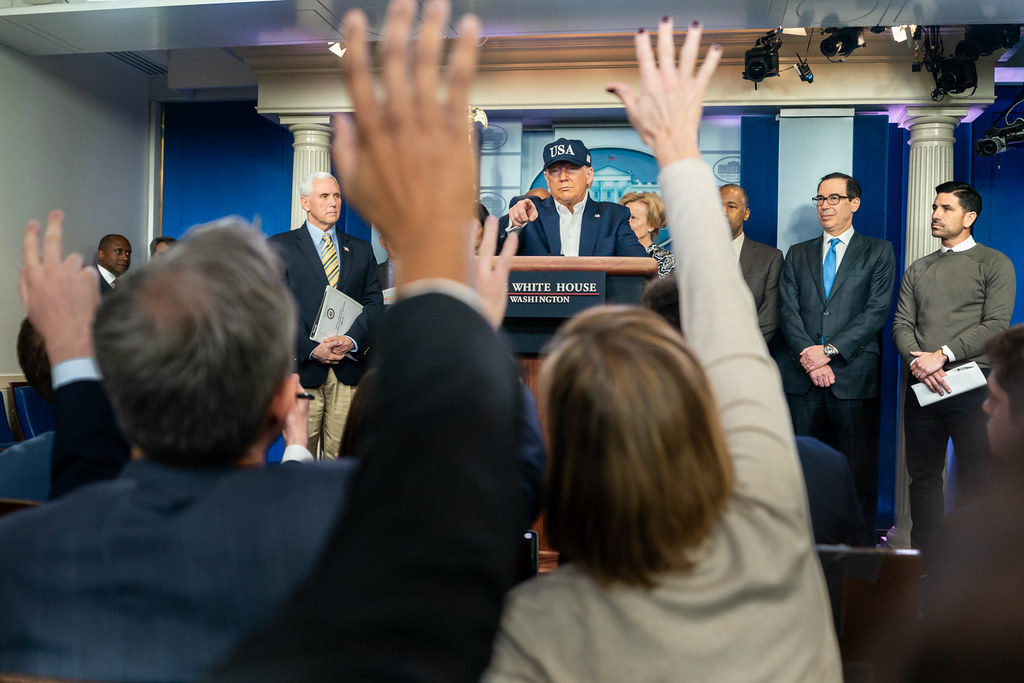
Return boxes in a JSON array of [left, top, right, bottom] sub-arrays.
[[485, 160, 841, 682], [892, 243, 1015, 370]]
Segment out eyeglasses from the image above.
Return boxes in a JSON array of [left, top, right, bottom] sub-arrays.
[[811, 194, 851, 206]]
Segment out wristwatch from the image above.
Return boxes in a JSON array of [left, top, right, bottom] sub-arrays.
[[823, 343, 839, 358]]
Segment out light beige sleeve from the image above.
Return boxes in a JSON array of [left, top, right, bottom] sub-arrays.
[[659, 160, 806, 515]]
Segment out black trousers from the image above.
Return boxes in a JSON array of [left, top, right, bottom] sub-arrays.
[[904, 382, 991, 554], [788, 388, 879, 534]]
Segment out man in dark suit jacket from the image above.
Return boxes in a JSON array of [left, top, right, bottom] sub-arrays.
[[2, 217, 360, 681], [497, 138, 647, 258], [720, 183, 784, 343], [777, 172, 896, 533], [267, 172, 383, 458]]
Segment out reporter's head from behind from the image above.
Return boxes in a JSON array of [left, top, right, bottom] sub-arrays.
[[541, 306, 732, 587], [95, 221, 298, 467]]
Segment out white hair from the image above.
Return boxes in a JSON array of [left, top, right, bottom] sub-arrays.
[[299, 171, 339, 198]]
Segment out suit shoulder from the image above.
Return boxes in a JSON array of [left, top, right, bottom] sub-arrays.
[[267, 229, 300, 244], [745, 238, 783, 258], [857, 233, 895, 251]]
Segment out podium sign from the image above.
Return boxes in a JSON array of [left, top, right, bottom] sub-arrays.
[[506, 271, 606, 318]]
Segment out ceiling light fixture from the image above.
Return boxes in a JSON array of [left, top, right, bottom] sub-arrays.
[[819, 27, 866, 61], [742, 30, 783, 89], [328, 42, 347, 59]]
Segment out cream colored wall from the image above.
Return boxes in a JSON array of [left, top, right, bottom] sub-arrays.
[[0, 47, 152, 376]]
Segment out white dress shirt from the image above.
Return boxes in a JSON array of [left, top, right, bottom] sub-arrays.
[[731, 232, 745, 260], [97, 264, 118, 288], [555, 198, 587, 257]]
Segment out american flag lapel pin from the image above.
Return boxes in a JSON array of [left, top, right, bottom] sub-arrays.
[[595, 212, 601, 218]]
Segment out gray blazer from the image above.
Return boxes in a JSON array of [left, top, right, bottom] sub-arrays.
[[777, 231, 895, 399], [738, 236, 784, 344]]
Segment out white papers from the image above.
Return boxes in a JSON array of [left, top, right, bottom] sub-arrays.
[[912, 361, 987, 407], [382, 286, 397, 306], [309, 285, 363, 343]]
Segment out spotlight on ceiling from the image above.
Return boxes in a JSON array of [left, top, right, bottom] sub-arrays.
[[890, 24, 916, 43], [819, 27, 866, 61], [955, 24, 1022, 62], [742, 30, 782, 88], [976, 121, 1024, 157], [931, 56, 978, 95]]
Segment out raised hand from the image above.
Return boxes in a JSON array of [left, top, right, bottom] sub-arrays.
[[332, 0, 480, 288], [474, 216, 518, 329], [20, 210, 100, 364], [605, 17, 721, 168]]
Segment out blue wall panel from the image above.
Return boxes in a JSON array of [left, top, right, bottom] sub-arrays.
[[740, 115, 780, 247], [853, 114, 899, 530], [969, 86, 1024, 325], [162, 102, 294, 238]]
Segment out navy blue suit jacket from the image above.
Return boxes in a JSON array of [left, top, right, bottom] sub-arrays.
[[498, 195, 646, 257], [777, 231, 895, 399], [267, 225, 383, 388], [214, 294, 524, 682], [0, 381, 357, 682], [795, 436, 869, 546]]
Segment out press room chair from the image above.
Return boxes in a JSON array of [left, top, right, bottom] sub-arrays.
[[13, 386, 53, 440], [0, 392, 17, 449]]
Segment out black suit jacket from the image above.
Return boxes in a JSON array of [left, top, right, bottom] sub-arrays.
[[98, 267, 113, 296], [267, 225, 383, 388], [738, 236, 784, 343], [777, 231, 895, 399], [0, 380, 357, 681], [215, 293, 523, 682], [497, 195, 647, 257], [376, 258, 392, 291], [795, 436, 869, 546]]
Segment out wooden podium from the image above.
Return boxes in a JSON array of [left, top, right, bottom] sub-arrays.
[[502, 256, 657, 394], [502, 256, 656, 556]]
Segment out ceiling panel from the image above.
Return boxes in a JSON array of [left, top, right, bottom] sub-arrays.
[[0, 0, 1020, 56]]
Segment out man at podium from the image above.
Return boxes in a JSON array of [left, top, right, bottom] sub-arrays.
[[498, 138, 647, 258]]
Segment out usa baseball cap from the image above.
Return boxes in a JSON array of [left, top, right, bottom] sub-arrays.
[[542, 138, 591, 169]]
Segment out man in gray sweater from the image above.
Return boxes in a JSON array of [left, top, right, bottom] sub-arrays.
[[893, 180, 1015, 554]]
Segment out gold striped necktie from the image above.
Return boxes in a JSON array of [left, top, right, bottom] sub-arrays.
[[321, 234, 340, 287]]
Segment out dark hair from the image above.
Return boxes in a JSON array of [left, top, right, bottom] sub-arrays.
[[476, 202, 490, 225], [819, 172, 862, 200], [338, 369, 377, 458], [98, 234, 129, 251], [935, 181, 982, 221], [641, 277, 682, 334], [986, 324, 1024, 415], [149, 236, 178, 256], [16, 318, 53, 403], [541, 306, 732, 587], [719, 183, 749, 209]]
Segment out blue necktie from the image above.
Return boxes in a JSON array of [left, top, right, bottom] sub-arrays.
[[822, 237, 840, 300]]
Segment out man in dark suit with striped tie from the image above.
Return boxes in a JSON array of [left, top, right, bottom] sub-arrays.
[[268, 172, 383, 459]]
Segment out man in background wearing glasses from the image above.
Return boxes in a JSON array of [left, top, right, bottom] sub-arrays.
[[777, 172, 896, 538]]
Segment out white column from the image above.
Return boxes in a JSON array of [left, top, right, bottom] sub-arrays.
[[886, 106, 969, 548], [281, 116, 332, 229]]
